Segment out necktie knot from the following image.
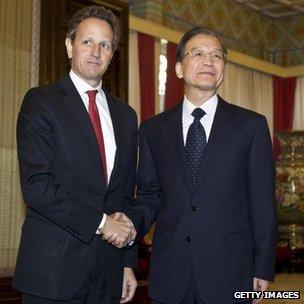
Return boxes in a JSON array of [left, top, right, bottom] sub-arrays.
[[86, 90, 98, 101], [192, 108, 205, 121]]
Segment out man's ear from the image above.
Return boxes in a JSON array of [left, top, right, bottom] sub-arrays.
[[65, 38, 73, 59], [175, 62, 183, 79]]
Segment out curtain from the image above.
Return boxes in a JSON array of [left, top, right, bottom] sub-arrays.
[[164, 42, 184, 110], [218, 62, 274, 136], [138, 32, 155, 121], [273, 77, 297, 159], [252, 70, 274, 139], [0, 0, 33, 275], [128, 30, 141, 122], [293, 77, 304, 130]]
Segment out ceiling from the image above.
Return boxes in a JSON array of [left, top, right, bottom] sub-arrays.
[[232, 0, 304, 18]]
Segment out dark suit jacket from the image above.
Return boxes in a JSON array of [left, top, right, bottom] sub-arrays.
[[128, 96, 277, 304], [13, 75, 138, 300]]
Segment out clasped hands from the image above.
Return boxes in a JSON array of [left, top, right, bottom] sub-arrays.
[[101, 212, 136, 248]]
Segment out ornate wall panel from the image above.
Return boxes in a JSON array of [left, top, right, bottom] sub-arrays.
[[130, 0, 304, 66], [273, 15, 304, 66]]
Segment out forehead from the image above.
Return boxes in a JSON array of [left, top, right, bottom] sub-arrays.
[[185, 33, 222, 51], [76, 17, 113, 38]]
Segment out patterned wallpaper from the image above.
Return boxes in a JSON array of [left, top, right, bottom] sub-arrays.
[[273, 15, 304, 66], [129, 0, 304, 67], [0, 0, 32, 275]]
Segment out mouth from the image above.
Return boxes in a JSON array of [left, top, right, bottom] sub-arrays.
[[197, 71, 215, 76], [87, 61, 101, 67]]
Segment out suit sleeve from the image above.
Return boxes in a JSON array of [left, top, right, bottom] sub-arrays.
[[127, 124, 162, 239], [247, 116, 277, 281], [17, 89, 102, 243]]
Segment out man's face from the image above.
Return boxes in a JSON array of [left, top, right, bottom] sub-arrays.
[[175, 34, 226, 94], [65, 17, 114, 87]]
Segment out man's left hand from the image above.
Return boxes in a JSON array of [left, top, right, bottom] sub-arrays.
[[120, 267, 137, 303], [252, 277, 269, 304]]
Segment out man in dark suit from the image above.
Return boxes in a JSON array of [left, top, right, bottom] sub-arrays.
[[13, 5, 137, 304], [125, 27, 277, 304]]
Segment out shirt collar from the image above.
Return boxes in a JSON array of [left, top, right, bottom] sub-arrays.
[[69, 70, 103, 95], [183, 94, 218, 119]]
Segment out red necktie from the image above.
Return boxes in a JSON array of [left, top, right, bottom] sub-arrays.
[[86, 90, 108, 184]]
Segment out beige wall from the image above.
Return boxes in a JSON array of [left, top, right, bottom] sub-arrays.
[[0, 0, 32, 276]]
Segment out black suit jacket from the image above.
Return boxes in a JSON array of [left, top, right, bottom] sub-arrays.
[[13, 75, 138, 300], [128, 96, 277, 304]]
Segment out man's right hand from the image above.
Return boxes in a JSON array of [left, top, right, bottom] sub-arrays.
[[100, 213, 136, 248]]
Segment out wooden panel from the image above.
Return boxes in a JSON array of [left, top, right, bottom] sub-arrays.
[[40, 0, 129, 102], [0, 277, 21, 304]]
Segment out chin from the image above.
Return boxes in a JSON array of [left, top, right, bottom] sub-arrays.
[[198, 84, 217, 91], [85, 72, 102, 81]]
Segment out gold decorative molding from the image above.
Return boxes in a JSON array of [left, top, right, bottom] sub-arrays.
[[130, 15, 304, 78], [130, 15, 182, 44], [282, 65, 304, 78]]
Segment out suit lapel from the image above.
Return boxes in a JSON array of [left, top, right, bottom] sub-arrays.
[[194, 97, 237, 192], [59, 75, 107, 189], [104, 89, 123, 188], [161, 103, 192, 194]]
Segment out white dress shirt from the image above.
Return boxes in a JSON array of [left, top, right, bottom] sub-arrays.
[[182, 94, 218, 145], [69, 70, 116, 231]]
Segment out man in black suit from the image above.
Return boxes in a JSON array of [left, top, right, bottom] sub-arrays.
[[125, 27, 277, 304], [13, 5, 137, 304]]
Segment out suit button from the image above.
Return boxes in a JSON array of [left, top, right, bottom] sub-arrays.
[[191, 206, 197, 212], [186, 236, 191, 242], [103, 195, 108, 201]]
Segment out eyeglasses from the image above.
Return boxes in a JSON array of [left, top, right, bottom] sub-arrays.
[[183, 48, 226, 62]]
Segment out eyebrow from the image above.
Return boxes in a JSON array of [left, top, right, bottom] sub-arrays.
[[81, 35, 93, 39], [81, 36, 111, 43], [190, 47, 223, 51]]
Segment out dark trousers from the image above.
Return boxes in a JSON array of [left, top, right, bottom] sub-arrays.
[[151, 266, 251, 304], [22, 238, 119, 304], [152, 268, 204, 304]]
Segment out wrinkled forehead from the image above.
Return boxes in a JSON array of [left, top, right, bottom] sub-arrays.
[[185, 33, 223, 51]]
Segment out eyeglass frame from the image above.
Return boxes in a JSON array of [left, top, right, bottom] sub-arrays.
[[181, 47, 227, 63]]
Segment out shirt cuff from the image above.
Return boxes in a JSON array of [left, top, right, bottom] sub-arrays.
[[96, 213, 107, 234]]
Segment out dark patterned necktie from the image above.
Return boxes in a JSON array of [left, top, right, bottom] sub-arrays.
[[185, 108, 207, 187]]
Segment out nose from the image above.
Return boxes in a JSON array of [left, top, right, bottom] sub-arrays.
[[201, 53, 213, 65], [91, 43, 101, 58]]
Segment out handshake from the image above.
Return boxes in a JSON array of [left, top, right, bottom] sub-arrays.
[[100, 212, 137, 248]]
